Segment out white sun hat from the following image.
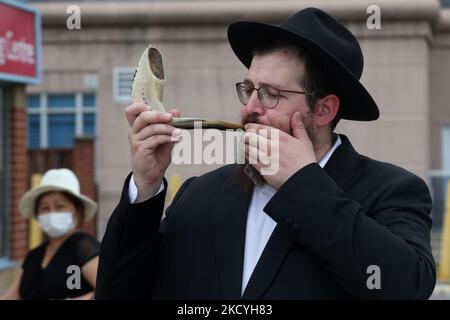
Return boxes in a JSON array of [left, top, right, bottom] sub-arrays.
[[19, 168, 97, 222]]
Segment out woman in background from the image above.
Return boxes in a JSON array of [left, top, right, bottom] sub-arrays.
[[0, 168, 99, 300]]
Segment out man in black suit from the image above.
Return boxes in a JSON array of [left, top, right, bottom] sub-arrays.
[[96, 8, 436, 299]]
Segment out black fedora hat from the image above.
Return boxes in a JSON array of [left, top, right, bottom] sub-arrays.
[[227, 7, 379, 121]]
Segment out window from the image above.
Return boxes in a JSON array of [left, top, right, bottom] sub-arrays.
[[26, 93, 97, 149], [83, 93, 95, 107], [443, 126, 450, 171], [432, 127, 450, 230], [83, 113, 96, 136], [113, 67, 134, 103], [48, 94, 75, 109], [429, 126, 450, 263], [48, 114, 75, 148], [27, 94, 40, 108], [28, 114, 40, 149]]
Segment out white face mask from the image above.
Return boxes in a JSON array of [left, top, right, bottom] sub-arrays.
[[38, 212, 76, 238]]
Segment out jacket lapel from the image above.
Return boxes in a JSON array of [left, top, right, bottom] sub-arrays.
[[242, 134, 363, 299], [212, 167, 254, 299], [241, 223, 295, 299], [322, 134, 363, 191]]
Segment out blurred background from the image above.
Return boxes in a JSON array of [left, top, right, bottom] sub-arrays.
[[1, 0, 450, 298]]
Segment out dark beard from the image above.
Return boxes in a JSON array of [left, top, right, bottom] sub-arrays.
[[234, 164, 252, 190], [241, 113, 259, 127], [234, 163, 260, 192], [233, 114, 262, 189]]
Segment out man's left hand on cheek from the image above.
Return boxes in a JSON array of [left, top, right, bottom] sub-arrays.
[[244, 111, 317, 189]]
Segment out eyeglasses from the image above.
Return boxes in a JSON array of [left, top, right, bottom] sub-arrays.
[[235, 82, 307, 109]]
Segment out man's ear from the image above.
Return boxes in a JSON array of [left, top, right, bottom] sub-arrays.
[[313, 94, 340, 128]]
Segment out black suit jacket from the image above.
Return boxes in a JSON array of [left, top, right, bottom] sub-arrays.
[[96, 135, 436, 299]]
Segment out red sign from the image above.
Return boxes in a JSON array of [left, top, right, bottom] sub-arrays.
[[0, 0, 41, 83]]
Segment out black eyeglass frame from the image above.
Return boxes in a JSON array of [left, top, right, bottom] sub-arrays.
[[235, 82, 309, 109]]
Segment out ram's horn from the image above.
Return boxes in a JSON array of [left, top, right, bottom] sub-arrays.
[[170, 118, 244, 130], [131, 45, 243, 130], [131, 45, 166, 111]]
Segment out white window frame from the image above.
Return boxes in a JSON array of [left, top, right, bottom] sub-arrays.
[[27, 92, 97, 149]]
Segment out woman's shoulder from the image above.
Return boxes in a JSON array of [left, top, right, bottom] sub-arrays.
[[26, 241, 48, 256], [69, 231, 100, 265], [22, 242, 48, 268], [70, 231, 99, 242], [68, 231, 100, 249]]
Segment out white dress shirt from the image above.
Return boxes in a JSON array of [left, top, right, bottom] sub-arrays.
[[128, 135, 342, 296], [241, 135, 341, 294]]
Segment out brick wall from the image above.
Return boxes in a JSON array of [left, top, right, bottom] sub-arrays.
[[9, 86, 29, 261], [72, 137, 97, 235]]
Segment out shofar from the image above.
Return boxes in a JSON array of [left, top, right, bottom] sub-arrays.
[[131, 45, 243, 130]]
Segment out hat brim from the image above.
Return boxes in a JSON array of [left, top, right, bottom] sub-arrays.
[[227, 21, 379, 121], [19, 185, 98, 222]]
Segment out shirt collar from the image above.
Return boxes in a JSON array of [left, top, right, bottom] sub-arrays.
[[318, 134, 341, 168]]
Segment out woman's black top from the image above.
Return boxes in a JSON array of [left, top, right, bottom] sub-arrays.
[[19, 232, 100, 300]]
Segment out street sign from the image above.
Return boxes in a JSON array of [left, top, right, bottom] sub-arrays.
[[0, 0, 41, 84]]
